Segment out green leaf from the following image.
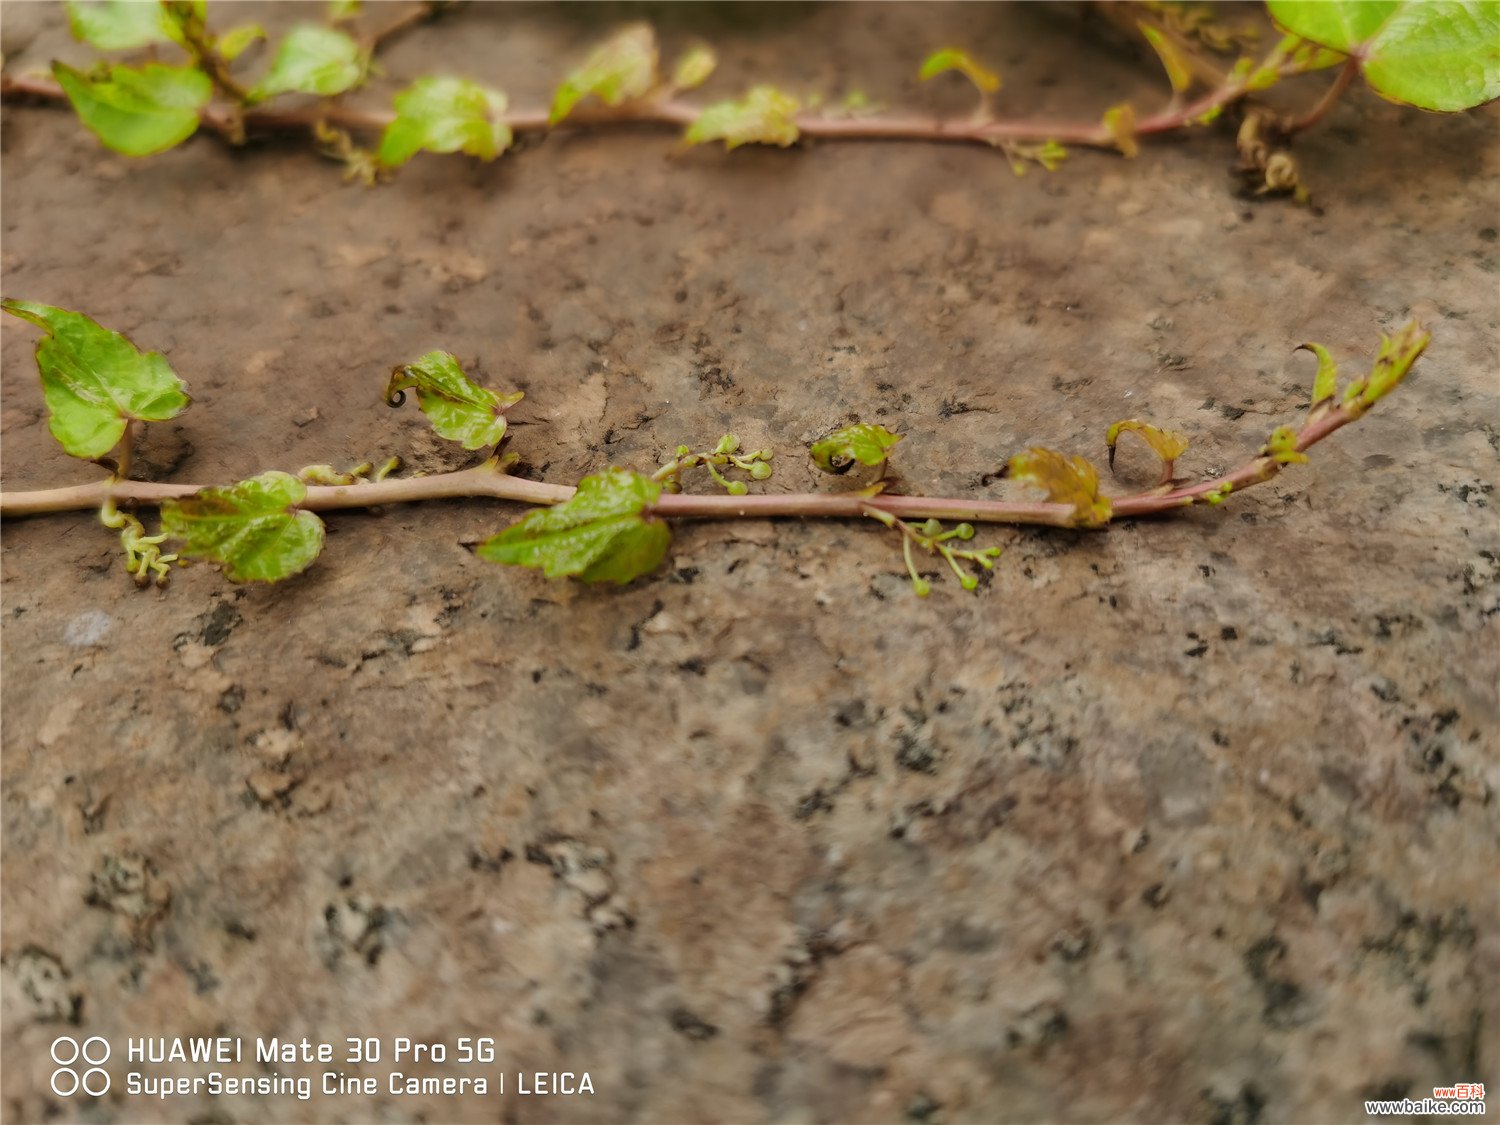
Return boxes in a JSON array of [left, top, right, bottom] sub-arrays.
[[327, 0, 361, 21], [549, 23, 658, 125], [684, 85, 801, 150], [1140, 23, 1195, 93], [476, 468, 671, 585], [250, 25, 365, 102], [810, 423, 903, 474], [1267, 0, 1500, 111], [918, 48, 1001, 93], [671, 46, 717, 91], [1006, 139, 1069, 173], [378, 76, 513, 167], [385, 351, 523, 450], [66, 0, 182, 50], [1296, 341, 1340, 407], [1105, 419, 1190, 472], [217, 22, 267, 63], [1, 298, 190, 460], [160, 471, 325, 583], [1342, 319, 1431, 417], [1005, 448, 1112, 528], [1264, 425, 1309, 464], [52, 61, 210, 157]]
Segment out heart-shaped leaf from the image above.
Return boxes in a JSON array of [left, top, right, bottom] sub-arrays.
[[385, 351, 523, 450], [2, 298, 190, 459], [379, 76, 513, 167], [161, 471, 325, 583], [250, 25, 365, 102], [476, 468, 670, 585], [53, 61, 211, 156], [1267, 1, 1500, 111], [684, 85, 801, 150], [549, 24, 658, 125], [810, 423, 903, 474], [65, 0, 184, 50]]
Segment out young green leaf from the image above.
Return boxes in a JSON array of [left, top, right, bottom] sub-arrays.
[[1102, 102, 1139, 157], [810, 423, 903, 474], [250, 25, 365, 102], [378, 76, 513, 167], [1004, 139, 1069, 174], [671, 46, 716, 91], [1105, 419, 1190, 473], [918, 48, 1001, 93], [1342, 319, 1430, 417], [1267, 0, 1500, 111], [160, 471, 325, 583], [52, 61, 211, 157], [66, 0, 183, 51], [549, 24, 658, 125], [476, 468, 670, 585], [684, 85, 801, 149], [327, 0, 361, 21], [2, 298, 190, 460], [1005, 448, 1112, 527], [1263, 425, 1308, 464], [1296, 341, 1340, 408], [1139, 24, 1194, 94], [216, 23, 267, 63], [385, 351, 523, 451]]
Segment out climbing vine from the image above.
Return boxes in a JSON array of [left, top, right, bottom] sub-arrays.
[[0, 298, 1431, 597], [1, 1, 1495, 198]]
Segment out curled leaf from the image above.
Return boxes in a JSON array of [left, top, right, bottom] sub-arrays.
[[1105, 419, 1190, 476], [52, 60, 211, 157], [1102, 102, 1139, 158], [671, 46, 716, 91], [2, 298, 190, 460], [1267, 0, 1500, 111], [161, 471, 325, 583], [378, 76, 513, 167], [1296, 341, 1340, 409], [476, 468, 670, 585], [1139, 24, 1194, 94], [250, 25, 365, 102], [918, 48, 1001, 93], [66, 0, 183, 50], [1342, 320, 1430, 418], [1005, 448, 1112, 527], [684, 85, 801, 149], [810, 423, 903, 474], [550, 24, 658, 125], [386, 351, 523, 451]]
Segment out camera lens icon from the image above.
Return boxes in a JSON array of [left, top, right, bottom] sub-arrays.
[[49, 1036, 110, 1097]]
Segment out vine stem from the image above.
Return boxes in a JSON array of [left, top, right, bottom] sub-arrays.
[[1283, 56, 1360, 134], [1, 60, 1297, 153], [363, 1, 439, 55], [0, 399, 1361, 527]]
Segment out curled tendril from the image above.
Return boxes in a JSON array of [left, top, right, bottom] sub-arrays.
[[386, 388, 407, 408]]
